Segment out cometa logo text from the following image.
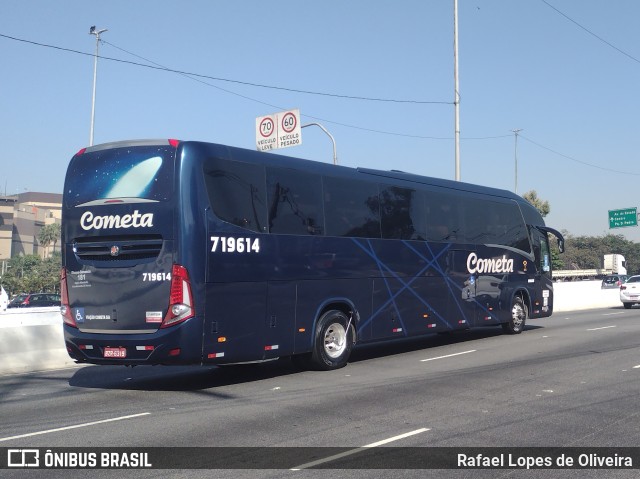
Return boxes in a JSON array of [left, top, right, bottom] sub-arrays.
[[80, 210, 154, 231], [467, 252, 514, 274]]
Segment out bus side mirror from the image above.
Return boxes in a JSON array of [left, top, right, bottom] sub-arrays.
[[557, 238, 565, 253]]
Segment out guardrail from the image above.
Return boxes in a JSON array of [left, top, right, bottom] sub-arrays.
[[0, 281, 624, 376]]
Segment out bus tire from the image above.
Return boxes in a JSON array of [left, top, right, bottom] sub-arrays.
[[502, 296, 527, 334], [310, 310, 353, 370]]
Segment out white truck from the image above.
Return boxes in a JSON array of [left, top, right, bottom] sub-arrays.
[[553, 254, 626, 281]]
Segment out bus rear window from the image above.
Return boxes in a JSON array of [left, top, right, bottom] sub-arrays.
[[65, 145, 175, 207]]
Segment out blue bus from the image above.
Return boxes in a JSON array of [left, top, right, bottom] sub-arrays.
[[61, 140, 564, 370]]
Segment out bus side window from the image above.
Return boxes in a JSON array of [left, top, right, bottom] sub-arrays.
[[266, 167, 323, 235], [324, 177, 381, 238], [426, 191, 460, 242], [203, 158, 268, 233], [380, 186, 426, 240]]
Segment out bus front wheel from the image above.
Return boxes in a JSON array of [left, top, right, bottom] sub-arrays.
[[502, 296, 527, 334], [310, 310, 353, 370]]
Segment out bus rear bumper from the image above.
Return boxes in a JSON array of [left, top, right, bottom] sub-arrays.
[[63, 320, 203, 366]]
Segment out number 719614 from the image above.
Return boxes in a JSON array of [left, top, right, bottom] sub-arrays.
[[210, 236, 260, 254]]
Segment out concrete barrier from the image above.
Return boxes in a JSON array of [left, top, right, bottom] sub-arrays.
[[0, 307, 77, 376], [0, 280, 624, 376], [552, 280, 621, 312]]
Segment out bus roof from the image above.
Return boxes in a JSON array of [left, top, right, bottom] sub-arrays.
[[76, 139, 525, 205], [186, 141, 525, 204]]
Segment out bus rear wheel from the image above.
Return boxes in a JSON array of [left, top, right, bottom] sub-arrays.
[[310, 310, 353, 370], [502, 296, 527, 334]]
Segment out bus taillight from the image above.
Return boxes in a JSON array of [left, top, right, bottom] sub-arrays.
[[60, 267, 76, 328], [161, 264, 195, 328]]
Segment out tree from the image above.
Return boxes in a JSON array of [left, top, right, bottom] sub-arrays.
[[1, 253, 61, 296], [557, 233, 639, 274], [522, 190, 550, 218], [37, 223, 61, 258]]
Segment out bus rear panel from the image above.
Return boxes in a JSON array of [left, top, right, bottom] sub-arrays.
[[61, 140, 201, 365]]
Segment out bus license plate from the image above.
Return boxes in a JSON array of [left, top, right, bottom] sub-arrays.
[[103, 347, 127, 358]]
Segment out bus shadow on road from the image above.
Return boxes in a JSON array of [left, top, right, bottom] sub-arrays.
[[67, 325, 544, 392], [67, 358, 303, 394]]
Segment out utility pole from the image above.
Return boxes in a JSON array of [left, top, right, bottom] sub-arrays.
[[512, 128, 523, 194], [453, 0, 461, 181], [89, 26, 107, 146]]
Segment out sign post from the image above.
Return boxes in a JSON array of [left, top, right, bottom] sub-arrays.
[[256, 109, 301, 151], [608, 208, 638, 229]]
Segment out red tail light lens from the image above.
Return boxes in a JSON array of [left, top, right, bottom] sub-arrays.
[[161, 264, 195, 328], [60, 267, 76, 327]]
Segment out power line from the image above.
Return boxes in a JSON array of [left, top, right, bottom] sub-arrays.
[[102, 40, 511, 141], [520, 134, 640, 176], [0, 32, 515, 141], [100, 39, 485, 141], [98, 40, 457, 140], [540, 0, 640, 65], [7, 29, 634, 176], [0, 32, 452, 105]]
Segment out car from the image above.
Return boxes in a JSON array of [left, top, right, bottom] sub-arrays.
[[620, 275, 640, 309], [10, 293, 61, 308], [601, 274, 628, 289], [7, 293, 29, 308]]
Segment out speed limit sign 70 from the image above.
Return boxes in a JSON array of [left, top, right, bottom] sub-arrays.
[[256, 114, 277, 151]]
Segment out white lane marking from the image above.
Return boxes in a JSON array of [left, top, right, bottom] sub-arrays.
[[290, 428, 430, 470], [420, 350, 476, 362], [0, 412, 151, 442], [633, 365, 640, 369], [587, 326, 617, 331], [602, 312, 625, 316]]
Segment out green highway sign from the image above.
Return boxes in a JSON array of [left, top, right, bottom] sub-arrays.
[[609, 207, 638, 229]]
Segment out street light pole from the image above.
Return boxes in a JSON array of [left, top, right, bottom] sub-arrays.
[[453, 0, 461, 181], [89, 26, 107, 146], [512, 128, 523, 194]]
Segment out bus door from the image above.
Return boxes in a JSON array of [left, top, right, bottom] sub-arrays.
[[530, 227, 553, 315]]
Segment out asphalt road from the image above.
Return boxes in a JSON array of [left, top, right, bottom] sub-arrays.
[[1, 307, 639, 479]]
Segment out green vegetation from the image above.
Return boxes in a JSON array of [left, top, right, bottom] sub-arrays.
[[1, 252, 61, 296], [558, 233, 640, 275], [38, 223, 61, 258]]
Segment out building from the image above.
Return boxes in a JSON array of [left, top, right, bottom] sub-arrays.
[[0, 192, 62, 262]]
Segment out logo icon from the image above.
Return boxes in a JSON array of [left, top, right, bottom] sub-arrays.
[[8, 449, 40, 467], [110, 245, 120, 257]]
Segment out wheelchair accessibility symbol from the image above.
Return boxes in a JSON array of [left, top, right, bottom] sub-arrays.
[[74, 308, 85, 323]]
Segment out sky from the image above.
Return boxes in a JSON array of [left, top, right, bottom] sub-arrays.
[[2, 1, 640, 241]]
